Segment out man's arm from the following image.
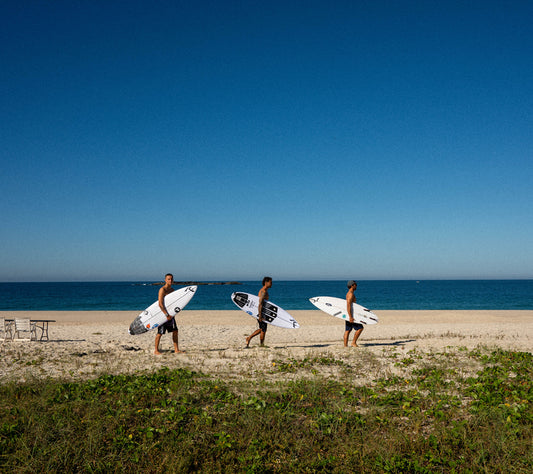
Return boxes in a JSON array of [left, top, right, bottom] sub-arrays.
[[158, 288, 171, 320], [257, 289, 265, 322], [347, 294, 355, 323]]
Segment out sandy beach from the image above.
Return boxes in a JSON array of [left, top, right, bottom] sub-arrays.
[[1, 310, 532, 384]]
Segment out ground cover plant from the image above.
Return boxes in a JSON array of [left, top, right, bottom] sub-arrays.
[[1, 347, 531, 473]]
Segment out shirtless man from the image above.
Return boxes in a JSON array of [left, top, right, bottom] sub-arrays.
[[154, 273, 184, 355], [245, 276, 272, 347], [344, 280, 364, 347]]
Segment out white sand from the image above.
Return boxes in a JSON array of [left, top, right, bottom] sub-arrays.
[[1, 310, 532, 384]]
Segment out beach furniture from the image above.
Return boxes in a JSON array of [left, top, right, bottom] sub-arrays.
[[31, 319, 55, 341], [12, 318, 37, 342], [1, 317, 14, 342]]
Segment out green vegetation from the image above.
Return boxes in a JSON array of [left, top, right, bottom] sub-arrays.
[[1, 348, 531, 473]]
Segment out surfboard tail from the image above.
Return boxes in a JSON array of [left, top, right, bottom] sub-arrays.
[[128, 317, 148, 335], [232, 292, 248, 309]]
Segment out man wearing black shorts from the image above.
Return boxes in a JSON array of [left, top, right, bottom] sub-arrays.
[[245, 277, 272, 347], [344, 280, 364, 347], [154, 273, 183, 355]]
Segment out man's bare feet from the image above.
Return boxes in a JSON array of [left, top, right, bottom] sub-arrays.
[[154, 350, 162, 355], [245, 336, 251, 348], [351, 343, 359, 347], [174, 350, 185, 354]]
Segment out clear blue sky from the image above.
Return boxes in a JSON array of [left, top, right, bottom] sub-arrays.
[[1, 1, 532, 282]]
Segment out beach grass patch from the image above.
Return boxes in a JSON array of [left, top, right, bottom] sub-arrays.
[[1, 348, 531, 472]]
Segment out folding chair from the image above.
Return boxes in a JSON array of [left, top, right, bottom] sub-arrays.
[[13, 318, 37, 341], [1, 317, 14, 342]]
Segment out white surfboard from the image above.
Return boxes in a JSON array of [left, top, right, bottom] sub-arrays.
[[309, 296, 378, 325], [231, 292, 299, 329], [129, 286, 197, 335]]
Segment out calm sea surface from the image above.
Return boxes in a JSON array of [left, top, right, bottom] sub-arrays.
[[0, 280, 532, 311]]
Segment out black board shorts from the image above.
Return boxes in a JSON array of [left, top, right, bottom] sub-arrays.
[[258, 320, 268, 332], [345, 321, 363, 331], [158, 317, 178, 334]]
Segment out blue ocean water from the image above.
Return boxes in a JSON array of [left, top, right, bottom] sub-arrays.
[[0, 280, 532, 311]]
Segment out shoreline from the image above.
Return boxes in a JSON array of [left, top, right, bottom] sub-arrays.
[[2, 310, 532, 384], [3, 309, 533, 323]]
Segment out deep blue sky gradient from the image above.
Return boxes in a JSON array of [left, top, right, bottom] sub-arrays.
[[1, 1, 532, 281]]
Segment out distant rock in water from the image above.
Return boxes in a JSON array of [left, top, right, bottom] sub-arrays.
[[140, 281, 242, 287]]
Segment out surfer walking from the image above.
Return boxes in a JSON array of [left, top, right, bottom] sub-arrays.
[[154, 273, 184, 355], [344, 280, 364, 347], [245, 276, 272, 347]]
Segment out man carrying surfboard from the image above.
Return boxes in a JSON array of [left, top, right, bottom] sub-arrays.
[[245, 276, 272, 347], [345, 280, 364, 347], [154, 273, 183, 355]]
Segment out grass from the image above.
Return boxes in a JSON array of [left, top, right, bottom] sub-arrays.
[[1, 348, 531, 473]]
